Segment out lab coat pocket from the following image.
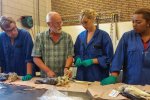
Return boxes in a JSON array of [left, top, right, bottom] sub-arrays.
[[92, 45, 103, 56], [127, 48, 138, 68], [143, 51, 150, 68], [15, 44, 23, 55]]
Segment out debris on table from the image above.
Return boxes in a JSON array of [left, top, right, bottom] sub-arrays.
[[35, 77, 58, 85], [118, 85, 150, 100], [35, 70, 71, 86], [7, 72, 19, 82], [0, 73, 9, 81], [0, 72, 19, 82], [56, 75, 69, 86]]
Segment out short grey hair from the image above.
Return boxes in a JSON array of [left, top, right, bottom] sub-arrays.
[[46, 11, 59, 23], [0, 16, 16, 30]]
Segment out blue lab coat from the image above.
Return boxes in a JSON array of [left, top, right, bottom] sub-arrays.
[[0, 29, 33, 76], [74, 29, 113, 82], [111, 30, 150, 85]]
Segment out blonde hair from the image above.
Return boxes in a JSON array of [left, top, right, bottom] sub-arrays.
[[80, 9, 97, 20], [0, 16, 16, 30]]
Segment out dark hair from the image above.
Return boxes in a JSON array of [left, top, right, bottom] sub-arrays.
[[134, 8, 150, 22], [0, 16, 16, 30]]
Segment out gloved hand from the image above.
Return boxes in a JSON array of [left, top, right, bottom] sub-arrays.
[[75, 58, 82, 67], [100, 75, 117, 85], [81, 59, 93, 67], [22, 74, 32, 81]]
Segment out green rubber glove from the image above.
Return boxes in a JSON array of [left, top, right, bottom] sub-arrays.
[[75, 58, 82, 67], [22, 74, 32, 81], [81, 59, 93, 67], [101, 75, 117, 85]]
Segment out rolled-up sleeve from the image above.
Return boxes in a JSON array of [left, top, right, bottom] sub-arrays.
[[32, 33, 42, 57]]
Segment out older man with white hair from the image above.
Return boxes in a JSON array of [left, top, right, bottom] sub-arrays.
[[32, 12, 74, 78]]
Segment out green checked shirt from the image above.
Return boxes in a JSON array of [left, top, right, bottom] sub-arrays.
[[32, 30, 74, 77]]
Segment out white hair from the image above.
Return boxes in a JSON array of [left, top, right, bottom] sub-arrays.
[[46, 11, 59, 23]]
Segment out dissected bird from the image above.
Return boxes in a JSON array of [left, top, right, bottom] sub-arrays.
[[35, 69, 71, 86]]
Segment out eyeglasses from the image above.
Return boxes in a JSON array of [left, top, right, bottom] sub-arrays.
[[5, 26, 17, 33], [51, 21, 63, 27], [81, 20, 89, 26]]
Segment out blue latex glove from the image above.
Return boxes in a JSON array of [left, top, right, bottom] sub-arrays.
[[22, 74, 32, 81], [75, 58, 82, 67], [81, 59, 93, 67], [100, 75, 117, 85]]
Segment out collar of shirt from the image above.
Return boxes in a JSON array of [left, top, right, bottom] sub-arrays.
[[142, 39, 150, 50], [46, 30, 64, 44]]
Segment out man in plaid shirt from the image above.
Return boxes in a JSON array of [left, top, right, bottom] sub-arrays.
[[32, 12, 74, 77]]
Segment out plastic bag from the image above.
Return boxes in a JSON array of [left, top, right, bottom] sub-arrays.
[[38, 86, 83, 100]]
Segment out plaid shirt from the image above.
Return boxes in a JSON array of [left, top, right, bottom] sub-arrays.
[[32, 30, 74, 77]]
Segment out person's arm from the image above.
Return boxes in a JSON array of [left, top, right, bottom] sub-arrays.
[[0, 43, 2, 73], [33, 57, 55, 77], [111, 72, 119, 77], [27, 62, 32, 74], [22, 32, 33, 81], [22, 62, 33, 81], [25, 33, 33, 74], [80, 58, 99, 67], [83, 58, 99, 64], [74, 35, 83, 67], [64, 34, 74, 76], [92, 58, 99, 64], [101, 33, 128, 85], [64, 56, 73, 69], [0, 35, 5, 73], [97, 33, 114, 69], [64, 56, 73, 77]]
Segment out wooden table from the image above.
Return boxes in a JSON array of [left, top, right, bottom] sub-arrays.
[[4, 77, 150, 100]]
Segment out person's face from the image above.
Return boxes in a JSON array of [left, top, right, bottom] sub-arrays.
[[132, 14, 150, 34], [80, 16, 94, 30], [48, 14, 63, 34], [4, 23, 18, 38]]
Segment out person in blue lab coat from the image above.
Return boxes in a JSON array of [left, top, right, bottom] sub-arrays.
[[0, 16, 33, 81], [101, 8, 150, 85], [74, 9, 113, 82]]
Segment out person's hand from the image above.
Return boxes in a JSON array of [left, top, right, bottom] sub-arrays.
[[75, 58, 82, 67], [100, 75, 117, 85], [64, 68, 72, 78], [81, 59, 93, 67], [46, 70, 56, 78], [22, 74, 32, 81]]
